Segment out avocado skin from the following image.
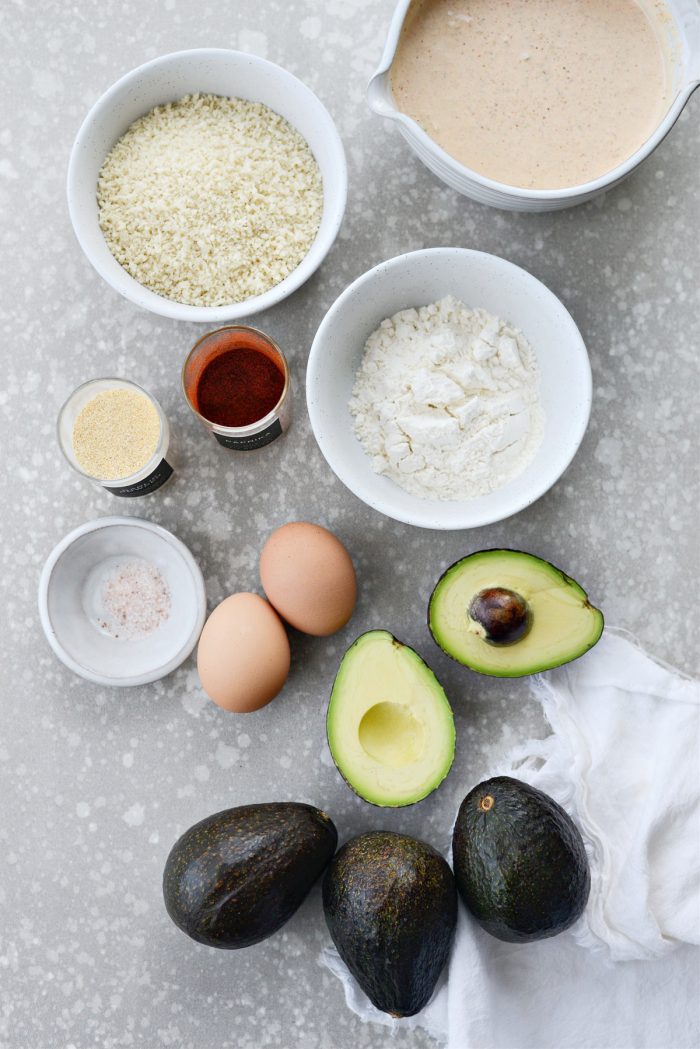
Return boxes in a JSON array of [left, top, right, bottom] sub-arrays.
[[323, 831, 457, 1017], [452, 777, 590, 943], [163, 802, 337, 949]]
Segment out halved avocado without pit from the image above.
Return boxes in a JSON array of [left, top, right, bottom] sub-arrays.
[[429, 550, 603, 678], [327, 630, 456, 807]]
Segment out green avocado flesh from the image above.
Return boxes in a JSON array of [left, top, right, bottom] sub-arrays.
[[323, 831, 457, 1017], [452, 777, 591, 943], [429, 549, 604, 677], [327, 630, 456, 807], [162, 802, 337, 948]]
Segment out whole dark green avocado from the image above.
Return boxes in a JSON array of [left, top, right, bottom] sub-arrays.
[[323, 831, 457, 1017], [163, 802, 337, 949], [452, 776, 590, 943]]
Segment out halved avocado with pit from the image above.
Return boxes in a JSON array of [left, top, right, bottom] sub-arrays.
[[429, 550, 603, 678], [327, 630, 456, 807]]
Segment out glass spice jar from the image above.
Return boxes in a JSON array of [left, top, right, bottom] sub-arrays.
[[182, 326, 291, 451], [57, 378, 175, 497]]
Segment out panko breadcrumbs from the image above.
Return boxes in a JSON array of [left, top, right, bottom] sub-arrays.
[[97, 93, 324, 307]]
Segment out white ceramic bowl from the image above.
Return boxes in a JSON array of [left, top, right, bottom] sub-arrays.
[[306, 248, 591, 530], [368, 0, 700, 212], [38, 517, 206, 686], [67, 49, 347, 321]]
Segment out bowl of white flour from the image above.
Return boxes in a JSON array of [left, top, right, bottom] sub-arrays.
[[306, 248, 591, 529]]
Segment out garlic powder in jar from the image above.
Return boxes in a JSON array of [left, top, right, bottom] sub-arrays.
[[57, 378, 174, 497], [73, 388, 160, 480]]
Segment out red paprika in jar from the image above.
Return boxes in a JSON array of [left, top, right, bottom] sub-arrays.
[[183, 327, 291, 451]]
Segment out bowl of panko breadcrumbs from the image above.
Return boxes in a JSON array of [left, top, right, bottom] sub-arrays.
[[67, 49, 347, 322]]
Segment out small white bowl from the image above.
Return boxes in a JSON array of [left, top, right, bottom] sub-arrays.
[[38, 517, 206, 686], [306, 248, 592, 530], [67, 48, 347, 322], [368, 0, 700, 212]]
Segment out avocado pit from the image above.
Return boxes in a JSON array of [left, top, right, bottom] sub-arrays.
[[469, 587, 532, 646]]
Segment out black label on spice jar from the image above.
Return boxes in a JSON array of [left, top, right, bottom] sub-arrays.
[[104, 458, 174, 497], [214, 419, 283, 451]]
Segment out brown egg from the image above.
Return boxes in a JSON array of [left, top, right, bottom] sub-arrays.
[[259, 522, 357, 637], [197, 593, 290, 713]]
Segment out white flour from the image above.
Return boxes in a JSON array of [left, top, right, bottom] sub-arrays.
[[349, 296, 544, 501]]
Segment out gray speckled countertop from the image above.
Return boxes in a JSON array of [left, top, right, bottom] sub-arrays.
[[1, 2, 699, 1048]]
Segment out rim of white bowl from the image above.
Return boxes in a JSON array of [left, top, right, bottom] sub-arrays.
[[38, 516, 207, 687], [306, 247, 592, 530], [66, 48, 348, 322]]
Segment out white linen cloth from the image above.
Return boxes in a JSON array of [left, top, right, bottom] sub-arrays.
[[321, 631, 700, 1048]]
